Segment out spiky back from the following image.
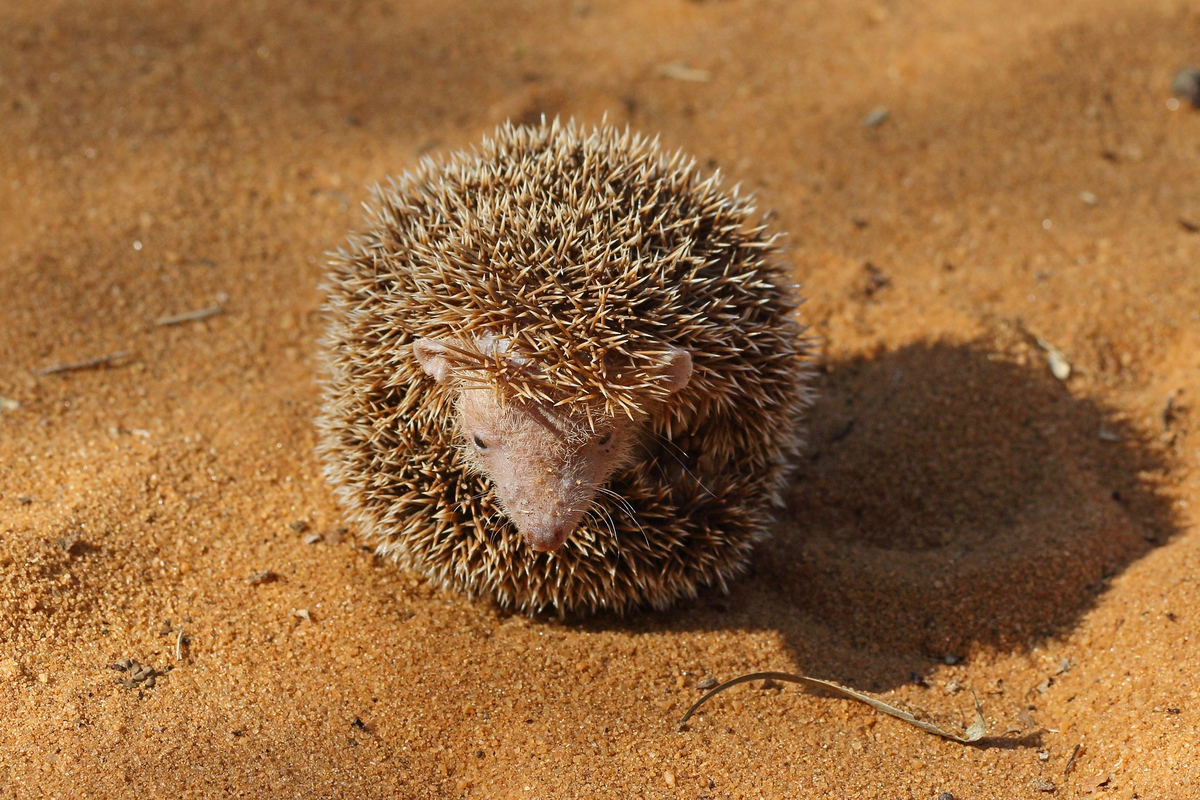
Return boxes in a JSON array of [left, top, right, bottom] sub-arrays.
[[318, 121, 812, 615]]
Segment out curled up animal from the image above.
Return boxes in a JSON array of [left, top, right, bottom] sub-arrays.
[[317, 120, 814, 615]]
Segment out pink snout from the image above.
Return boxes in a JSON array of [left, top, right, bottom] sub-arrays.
[[522, 520, 574, 552]]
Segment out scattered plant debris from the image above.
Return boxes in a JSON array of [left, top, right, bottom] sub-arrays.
[[244, 570, 280, 586], [658, 63, 710, 82], [677, 671, 987, 743], [1063, 743, 1082, 775], [37, 351, 132, 375], [157, 305, 223, 326]]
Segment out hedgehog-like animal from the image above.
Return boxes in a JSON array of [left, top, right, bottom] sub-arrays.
[[318, 121, 812, 615]]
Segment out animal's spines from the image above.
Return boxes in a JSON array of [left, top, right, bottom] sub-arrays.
[[317, 119, 812, 615], [349, 120, 778, 420]]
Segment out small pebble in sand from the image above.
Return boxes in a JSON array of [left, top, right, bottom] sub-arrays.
[[696, 677, 718, 690], [1035, 338, 1071, 381], [1079, 191, 1097, 206], [1031, 778, 1055, 792], [288, 520, 310, 533], [937, 792, 956, 800], [863, 106, 890, 128], [1171, 66, 1200, 108], [943, 654, 961, 666], [663, 769, 676, 787]]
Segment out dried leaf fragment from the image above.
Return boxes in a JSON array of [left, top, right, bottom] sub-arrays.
[[658, 63, 711, 82]]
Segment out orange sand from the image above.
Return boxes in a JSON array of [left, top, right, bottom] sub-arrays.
[[1, 1, 1198, 797]]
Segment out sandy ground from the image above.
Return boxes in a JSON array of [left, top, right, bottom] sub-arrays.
[[2, 0, 1199, 797]]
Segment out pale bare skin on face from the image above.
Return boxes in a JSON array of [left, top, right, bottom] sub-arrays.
[[457, 389, 638, 551], [413, 337, 691, 552]]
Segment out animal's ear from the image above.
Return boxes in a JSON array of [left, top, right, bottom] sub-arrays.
[[412, 338, 460, 384], [658, 347, 693, 395]]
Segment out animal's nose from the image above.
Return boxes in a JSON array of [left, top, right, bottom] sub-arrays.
[[524, 521, 573, 552]]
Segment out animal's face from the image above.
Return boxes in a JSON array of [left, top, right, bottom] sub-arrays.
[[457, 390, 638, 551], [413, 337, 691, 552]]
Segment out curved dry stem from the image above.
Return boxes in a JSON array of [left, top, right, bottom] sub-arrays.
[[677, 671, 987, 744]]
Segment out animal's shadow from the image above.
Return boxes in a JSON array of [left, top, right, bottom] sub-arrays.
[[582, 340, 1179, 691]]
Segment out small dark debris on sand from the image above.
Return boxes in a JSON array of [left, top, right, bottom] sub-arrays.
[[112, 657, 158, 689], [863, 106, 890, 128], [245, 570, 281, 586], [1171, 66, 1200, 108], [1063, 743, 1083, 775]]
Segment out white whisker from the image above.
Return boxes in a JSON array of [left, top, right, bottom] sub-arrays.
[[644, 431, 715, 497]]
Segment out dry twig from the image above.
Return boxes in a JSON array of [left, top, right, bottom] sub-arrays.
[[37, 351, 132, 375], [156, 306, 223, 326], [678, 670, 987, 743]]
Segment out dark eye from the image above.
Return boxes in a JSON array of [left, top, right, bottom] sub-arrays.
[[472, 434, 488, 450], [596, 430, 612, 446]]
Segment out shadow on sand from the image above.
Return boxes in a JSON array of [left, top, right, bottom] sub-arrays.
[[587, 340, 1179, 692]]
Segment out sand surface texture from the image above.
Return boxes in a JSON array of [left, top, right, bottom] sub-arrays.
[[2, 1, 1199, 797]]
